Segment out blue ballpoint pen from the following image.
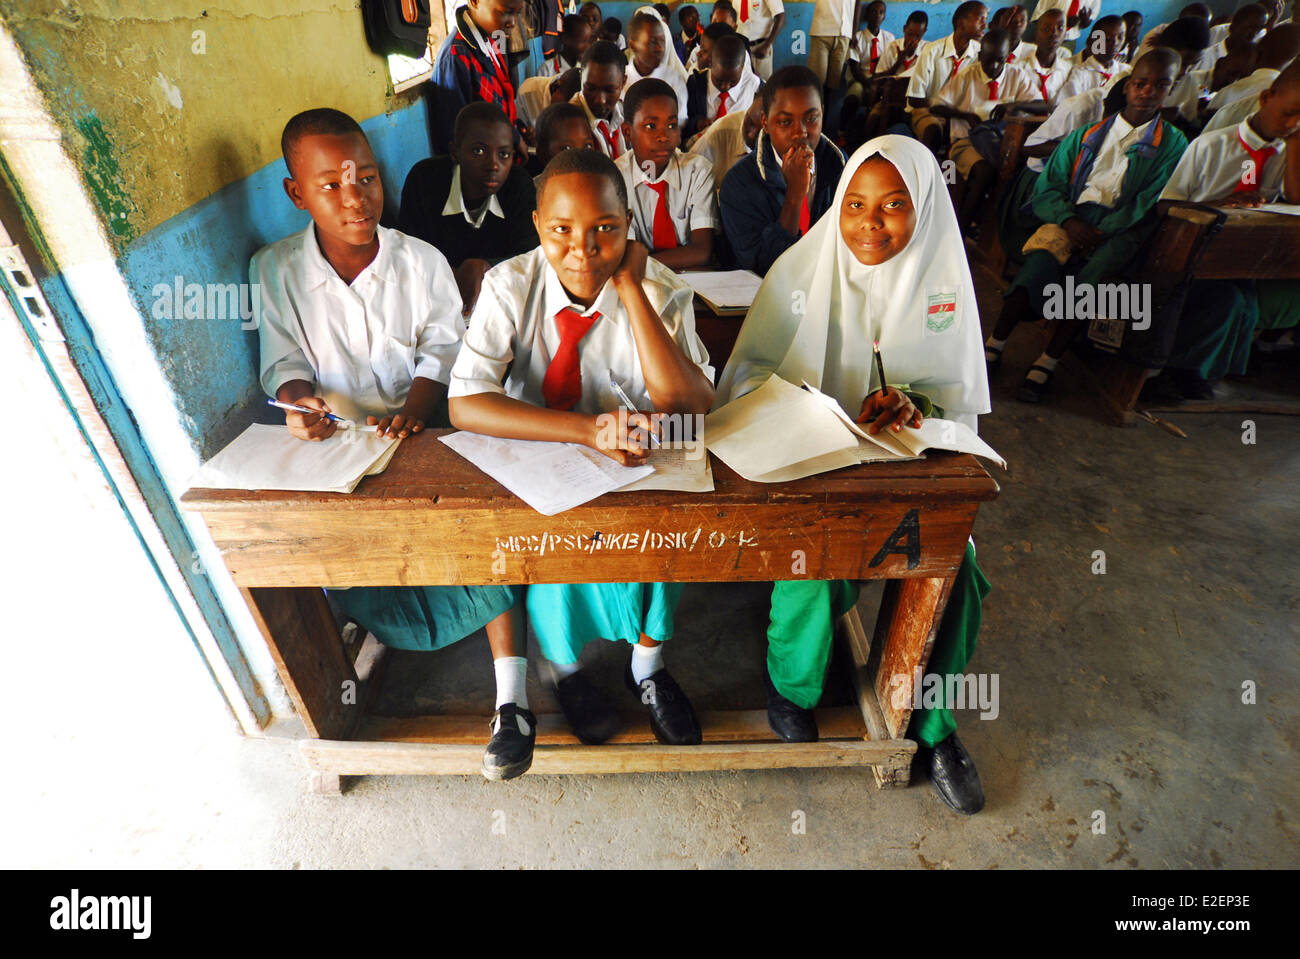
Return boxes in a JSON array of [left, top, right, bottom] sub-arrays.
[[607, 370, 661, 447]]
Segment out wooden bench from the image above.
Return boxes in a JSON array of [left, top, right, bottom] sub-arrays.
[[181, 432, 998, 793], [1086, 202, 1300, 424]]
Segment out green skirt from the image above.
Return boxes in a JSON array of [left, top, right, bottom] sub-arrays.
[[526, 582, 684, 665], [328, 584, 517, 652]]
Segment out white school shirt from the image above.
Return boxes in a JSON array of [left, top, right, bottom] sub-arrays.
[[688, 108, 753, 187], [1205, 90, 1258, 134], [1168, 68, 1210, 121], [1030, 0, 1104, 42], [876, 38, 925, 78], [517, 75, 553, 129], [572, 91, 627, 159], [448, 247, 714, 414], [541, 51, 581, 77], [1057, 57, 1129, 100], [1208, 67, 1280, 113], [934, 61, 1041, 139], [907, 34, 982, 105], [254, 225, 465, 423], [811, 0, 854, 36], [1160, 119, 1288, 202], [1076, 114, 1155, 208], [1136, 32, 1218, 75], [1013, 53, 1074, 106], [1005, 41, 1038, 66], [1024, 85, 1107, 172], [615, 149, 718, 248], [737, 0, 785, 43], [623, 57, 690, 125], [706, 68, 760, 122], [850, 28, 896, 72], [443, 164, 506, 228]]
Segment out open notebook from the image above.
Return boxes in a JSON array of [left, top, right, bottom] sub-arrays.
[[704, 376, 1006, 483], [187, 424, 402, 494]]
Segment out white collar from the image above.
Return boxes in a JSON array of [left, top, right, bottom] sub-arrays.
[[301, 223, 393, 290], [442, 164, 505, 228], [630, 149, 682, 188], [1238, 117, 1283, 151], [542, 257, 622, 321]]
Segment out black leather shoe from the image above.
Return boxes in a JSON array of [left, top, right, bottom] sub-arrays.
[[625, 663, 702, 745], [763, 669, 818, 742], [925, 734, 986, 814], [482, 703, 536, 781], [553, 670, 620, 745]]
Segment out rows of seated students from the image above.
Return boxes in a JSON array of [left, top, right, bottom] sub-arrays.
[[248, 0, 1299, 810]]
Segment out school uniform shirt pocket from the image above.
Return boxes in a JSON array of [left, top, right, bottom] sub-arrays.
[[377, 332, 418, 385], [922, 289, 960, 337]]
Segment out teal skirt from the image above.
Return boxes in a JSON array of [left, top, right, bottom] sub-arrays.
[[526, 582, 685, 665], [328, 584, 517, 652]]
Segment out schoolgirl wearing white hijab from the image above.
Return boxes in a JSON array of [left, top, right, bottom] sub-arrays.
[[624, 6, 692, 125], [717, 135, 993, 815]]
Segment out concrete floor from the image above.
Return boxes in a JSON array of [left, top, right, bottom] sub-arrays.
[[4, 275, 1298, 870]]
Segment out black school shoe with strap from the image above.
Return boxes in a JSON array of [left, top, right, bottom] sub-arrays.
[[763, 668, 818, 743], [625, 663, 703, 745], [916, 733, 986, 815], [482, 703, 537, 781], [552, 670, 621, 745], [1016, 364, 1056, 403]]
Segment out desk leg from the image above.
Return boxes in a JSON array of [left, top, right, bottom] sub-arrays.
[[239, 586, 358, 741], [870, 575, 956, 741]]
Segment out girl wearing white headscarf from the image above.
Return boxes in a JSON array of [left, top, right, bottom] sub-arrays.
[[717, 135, 993, 814], [625, 5, 692, 124]]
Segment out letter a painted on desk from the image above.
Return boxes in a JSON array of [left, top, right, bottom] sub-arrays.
[[868, 509, 921, 570]]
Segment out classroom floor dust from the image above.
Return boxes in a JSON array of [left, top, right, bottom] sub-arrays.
[[5, 275, 1298, 870]]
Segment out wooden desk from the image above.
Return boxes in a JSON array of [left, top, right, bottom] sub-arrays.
[[1088, 203, 1300, 423], [181, 432, 998, 791]]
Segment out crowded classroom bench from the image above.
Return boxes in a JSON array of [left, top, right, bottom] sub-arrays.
[[180, 433, 998, 794]]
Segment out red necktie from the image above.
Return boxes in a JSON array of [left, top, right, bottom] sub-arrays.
[[542, 308, 601, 410], [644, 181, 679, 249], [799, 195, 810, 235], [988, 78, 999, 100], [1007, 52, 1016, 62], [950, 56, 965, 80], [741, 0, 749, 22], [1067, 0, 1080, 17], [1036, 70, 1051, 101], [1235, 132, 1277, 192], [870, 36, 880, 71], [597, 120, 621, 159], [717, 90, 729, 118]]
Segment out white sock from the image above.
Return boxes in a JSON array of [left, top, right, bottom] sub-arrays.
[[548, 659, 580, 682], [985, 335, 1006, 351], [492, 657, 530, 735], [631, 643, 664, 683], [1026, 352, 1059, 385]]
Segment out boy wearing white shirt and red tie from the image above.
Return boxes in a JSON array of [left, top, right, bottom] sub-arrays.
[[907, 1, 988, 152], [1058, 16, 1132, 100], [992, 5, 1036, 64], [683, 33, 760, 139], [1015, 8, 1074, 108], [448, 147, 715, 747], [849, 1, 896, 82], [876, 11, 930, 78], [573, 40, 628, 160], [935, 28, 1046, 233], [736, 0, 786, 81], [1145, 66, 1300, 401], [617, 78, 718, 269], [255, 109, 533, 781]]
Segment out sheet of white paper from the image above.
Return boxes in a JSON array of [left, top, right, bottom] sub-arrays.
[[1243, 203, 1300, 216], [616, 446, 716, 492], [187, 424, 401, 494], [681, 270, 764, 309], [801, 379, 913, 458], [439, 432, 653, 515], [900, 418, 1007, 468], [705, 376, 861, 481]]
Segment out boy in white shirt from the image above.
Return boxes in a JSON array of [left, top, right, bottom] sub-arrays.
[[1206, 21, 1300, 113], [683, 33, 761, 139], [542, 13, 593, 77], [936, 28, 1046, 233], [1147, 67, 1300, 399], [573, 40, 629, 160], [992, 5, 1036, 64], [907, 0, 989, 152], [1030, 0, 1103, 46], [253, 108, 532, 781], [1014, 8, 1074, 107], [448, 147, 715, 747], [849, 1, 896, 82], [1058, 15, 1132, 100], [736, 0, 786, 80], [617, 78, 718, 269], [877, 11, 930, 77]]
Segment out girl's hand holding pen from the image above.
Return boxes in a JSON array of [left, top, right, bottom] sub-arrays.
[[856, 387, 922, 434]]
